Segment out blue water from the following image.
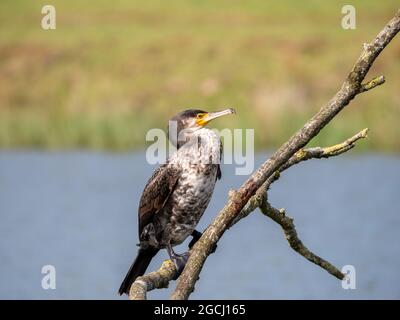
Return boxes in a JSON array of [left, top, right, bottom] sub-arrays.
[[0, 151, 399, 299]]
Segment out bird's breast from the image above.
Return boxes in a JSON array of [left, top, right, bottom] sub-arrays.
[[169, 128, 221, 217], [156, 128, 222, 246], [165, 163, 218, 245], [170, 158, 218, 213]]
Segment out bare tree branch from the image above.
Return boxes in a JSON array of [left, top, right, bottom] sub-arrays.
[[129, 128, 368, 299], [259, 201, 345, 280], [231, 128, 369, 226], [129, 260, 176, 300], [282, 128, 369, 167], [360, 75, 385, 92], [124, 11, 400, 300], [227, 129, 369, 282], [170, 11, 400, 300]]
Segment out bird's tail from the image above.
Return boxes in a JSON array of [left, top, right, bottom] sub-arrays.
[[118, 247, 159, 295]]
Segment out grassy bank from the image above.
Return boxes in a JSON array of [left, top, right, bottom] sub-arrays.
[[0, 1, 399, 151]]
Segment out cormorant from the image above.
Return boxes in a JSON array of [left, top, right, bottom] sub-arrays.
[[118, 108, 235, 295]]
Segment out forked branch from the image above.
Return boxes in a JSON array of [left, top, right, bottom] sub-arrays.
[[126, 10, 400, 300], [129, 129, 368, 299], [171, 11, 400, 300]]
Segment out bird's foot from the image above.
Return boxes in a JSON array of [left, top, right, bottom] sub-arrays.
[[171, 252, 190, 279]]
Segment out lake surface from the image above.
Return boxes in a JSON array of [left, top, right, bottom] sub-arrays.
[[0, 151, 399, 299]]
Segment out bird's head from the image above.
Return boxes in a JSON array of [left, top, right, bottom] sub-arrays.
[[168, 108, 235, 148]]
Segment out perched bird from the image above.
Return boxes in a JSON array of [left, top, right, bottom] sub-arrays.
[[118, 108, 235, 295]]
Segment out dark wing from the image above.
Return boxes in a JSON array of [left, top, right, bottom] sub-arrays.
[[138, 163, 180, 236]]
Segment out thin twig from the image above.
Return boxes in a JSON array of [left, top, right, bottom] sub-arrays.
[[231, 128, 368, 226], [360, 75, 385, 92], [259, 201, 345, 280]]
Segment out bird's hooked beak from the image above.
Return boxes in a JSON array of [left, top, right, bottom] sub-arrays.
[[196, 108, 236, 126]]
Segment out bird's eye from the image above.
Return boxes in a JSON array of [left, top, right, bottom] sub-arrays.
[[196, 113, 204, 119]]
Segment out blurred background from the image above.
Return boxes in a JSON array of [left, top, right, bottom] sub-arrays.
[[0, 0, 399, 299]]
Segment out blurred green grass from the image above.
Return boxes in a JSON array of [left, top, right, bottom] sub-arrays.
[[0, 0, 399, 151]]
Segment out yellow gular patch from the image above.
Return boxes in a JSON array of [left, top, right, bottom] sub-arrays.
[[195, 113, 208, 126]]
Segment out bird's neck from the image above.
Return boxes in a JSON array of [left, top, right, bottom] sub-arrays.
[[172, 128, 221, 165]]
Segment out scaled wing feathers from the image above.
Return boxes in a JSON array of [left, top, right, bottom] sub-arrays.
[[138, 164, 179, 235]]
